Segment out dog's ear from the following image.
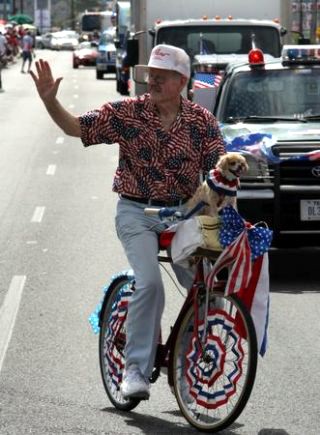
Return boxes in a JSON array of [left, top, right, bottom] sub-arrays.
[[242, 157, 249, 172], [217, 154, 229, 171]]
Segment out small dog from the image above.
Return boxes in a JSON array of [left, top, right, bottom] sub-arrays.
[[187, 152, 249, 216]]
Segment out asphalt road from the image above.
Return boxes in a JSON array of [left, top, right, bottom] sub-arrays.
[[0, 51, 319, 435]]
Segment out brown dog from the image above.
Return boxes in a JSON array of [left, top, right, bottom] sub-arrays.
[[187, 152, 249, 216]]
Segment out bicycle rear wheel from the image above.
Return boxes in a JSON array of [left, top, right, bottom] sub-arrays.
[[99, 276, 140, 411], [172, 289, 258, 433]]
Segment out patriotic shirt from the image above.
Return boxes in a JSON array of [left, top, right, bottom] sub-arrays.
[[21, 34, 33, 52], [79, 94, 225, 201]]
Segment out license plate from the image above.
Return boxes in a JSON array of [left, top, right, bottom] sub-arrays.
[[300, 199, 320, 221]]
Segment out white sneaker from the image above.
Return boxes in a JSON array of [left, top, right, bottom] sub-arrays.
[[120, 364, 150, 400]]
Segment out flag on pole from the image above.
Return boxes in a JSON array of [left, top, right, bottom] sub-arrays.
[[205, 206, 272, 356], [193, 72, 222, 89], [235, 253, 270, 356], [205, 244, 270, 356]]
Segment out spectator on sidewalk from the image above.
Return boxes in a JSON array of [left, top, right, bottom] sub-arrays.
[[21, 31, 34, 74], [0, 31, 7, 60]]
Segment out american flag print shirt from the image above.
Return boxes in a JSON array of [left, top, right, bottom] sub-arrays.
[[79, 94, 225, 201]]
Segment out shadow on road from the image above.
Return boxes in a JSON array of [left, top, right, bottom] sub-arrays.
[[101, 406, 290, 434], [101, 406, 244, 434], [269, 247, 319, 289]]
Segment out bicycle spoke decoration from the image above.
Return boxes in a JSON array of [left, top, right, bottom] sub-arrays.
[[103, 282, 134, 387], [185, 308, 245, 409]]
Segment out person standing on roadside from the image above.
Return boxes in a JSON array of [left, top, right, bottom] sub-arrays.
[[0, 31, 8, 62], [0, 31, 6, 92], [30, 44, 225, 400], [21, 30, 34, 73]]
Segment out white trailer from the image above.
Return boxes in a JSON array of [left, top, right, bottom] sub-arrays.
[[123, 0, 291, 95], [129, 0, 290, 60]]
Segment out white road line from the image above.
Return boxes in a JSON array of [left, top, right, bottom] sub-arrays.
[[56, 137, 64, 144], [0, 275, 27, 373], [46, 164, 56, 175], [31, 206, 45, 223]]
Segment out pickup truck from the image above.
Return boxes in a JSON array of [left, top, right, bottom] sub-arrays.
[[210, 45, 320, 247]]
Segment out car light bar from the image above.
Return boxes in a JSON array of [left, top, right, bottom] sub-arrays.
[[282, 44, 320, 65]]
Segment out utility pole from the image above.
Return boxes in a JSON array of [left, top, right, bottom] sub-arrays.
[[12, 0, 17, 14], [3, 0, 8, 19], [71, 0, 75, 30], [280, 0, 292, 44]]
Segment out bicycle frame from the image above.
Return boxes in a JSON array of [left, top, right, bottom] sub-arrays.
[[152, 251, 225, 387]]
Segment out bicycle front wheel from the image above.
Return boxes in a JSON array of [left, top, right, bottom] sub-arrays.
[[99, 275, 140, 411], [172, 290, 258, 433]]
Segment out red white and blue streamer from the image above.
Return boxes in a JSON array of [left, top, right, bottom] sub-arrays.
[[103, 282, 134, 386], [185, 309, 245, 409], [224, 132, 320, 163]]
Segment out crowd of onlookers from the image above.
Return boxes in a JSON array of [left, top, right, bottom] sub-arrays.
[[0, 23, 35, 68]]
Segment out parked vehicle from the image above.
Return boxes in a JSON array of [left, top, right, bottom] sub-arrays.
[[72, 41, 98, 68], [50, 31, 79, 51], [114, 1, 130, 95], [36, 31, 79, 50], [80, 10, 115, 40], [210, 45, 320, 247], [95, 29, 116, 79], [36, 32, 54, 49]]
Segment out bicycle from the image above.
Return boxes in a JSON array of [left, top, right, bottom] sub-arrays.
[[92, 207, 258, 433]]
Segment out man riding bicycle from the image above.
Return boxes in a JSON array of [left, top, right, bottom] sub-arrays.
[[30, 44, 225, 400]]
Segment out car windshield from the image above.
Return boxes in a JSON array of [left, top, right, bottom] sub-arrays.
[[221, 67, 320, 121], [52, 31, 78, 39], [100, 32, 114, 44], [53, 32, 77, 40], [157, 25, 281, 57]]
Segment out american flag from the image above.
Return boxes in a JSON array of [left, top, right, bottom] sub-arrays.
[[205, 231, 252, 297], [236, 253, 270, 357], [193, 72, 222, 89], [205, 233, 270, 356]]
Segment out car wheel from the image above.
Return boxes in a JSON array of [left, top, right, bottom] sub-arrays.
[[73, 60, 79, 69], [96, 70, 104, 80]]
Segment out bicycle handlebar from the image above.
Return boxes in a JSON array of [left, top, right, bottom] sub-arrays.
[[144, 207, 184, 220], [144, 207, 162, 216]]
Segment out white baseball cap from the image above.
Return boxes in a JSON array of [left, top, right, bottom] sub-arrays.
[[147, 44, 191, 79]]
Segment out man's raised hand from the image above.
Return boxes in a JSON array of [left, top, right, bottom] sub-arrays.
[[30, 59, 63, 104]]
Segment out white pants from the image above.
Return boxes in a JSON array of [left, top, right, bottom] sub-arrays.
[[115, 197, 194, 378]]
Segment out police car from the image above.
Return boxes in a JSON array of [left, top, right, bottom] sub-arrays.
[[210, 45, 320, 247]]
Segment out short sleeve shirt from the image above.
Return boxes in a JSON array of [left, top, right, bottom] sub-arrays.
[[79, 94, 225, 201], [21, 34, 33, 52]]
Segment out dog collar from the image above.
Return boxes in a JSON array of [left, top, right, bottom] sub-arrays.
[[206, 169, 238, 197]]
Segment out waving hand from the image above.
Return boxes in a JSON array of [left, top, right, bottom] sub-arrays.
[[29, 59, 81, 137], [30, 59, 63, 104]]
